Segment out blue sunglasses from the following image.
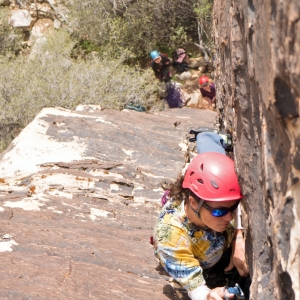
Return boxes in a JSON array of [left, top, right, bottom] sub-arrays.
[[202, 201, 240, 217]]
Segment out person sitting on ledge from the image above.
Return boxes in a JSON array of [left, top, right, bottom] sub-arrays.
[[150, 50, 172, 82], [172, 47, 190, 74]]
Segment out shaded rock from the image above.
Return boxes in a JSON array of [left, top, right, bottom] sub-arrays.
[[29, 2, 52, 18], [189, 57, 213, 71], [0, 0, 11, 6], [214, 0, 300, 299], [198, 66, 207, 73]]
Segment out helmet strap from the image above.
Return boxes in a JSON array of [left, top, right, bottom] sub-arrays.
[[188, 198, 209, 230], [191, 199, 204, 219]]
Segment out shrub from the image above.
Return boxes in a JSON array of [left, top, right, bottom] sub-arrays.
[[66, 0, 200, 58], [0, 8, 24, 56], [0, 29, 160, 152]]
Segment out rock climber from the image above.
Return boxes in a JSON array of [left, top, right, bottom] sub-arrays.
[[150, 50, 172, 82], [199, 75, 216, 108], [153, 132, 250, 300]]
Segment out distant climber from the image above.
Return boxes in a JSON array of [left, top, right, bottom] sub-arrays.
[[199, 75, 216, 107], [150, 50, 172, 82], [172, 47, 190, 74]]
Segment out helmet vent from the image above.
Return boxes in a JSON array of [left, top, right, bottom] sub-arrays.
[[211, 180, 219, 189], [200, 164, 204, 171], [197, 179, 204, 184]]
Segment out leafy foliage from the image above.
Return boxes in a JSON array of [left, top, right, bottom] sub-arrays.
[[0, 0, 215, 151], [193, 0, 214, 49], [0, 8, 24, 56], [0, 30, 159, 152], [67, 0, 202, 57]]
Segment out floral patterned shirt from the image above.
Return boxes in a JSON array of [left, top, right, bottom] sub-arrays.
[[153, 198, 235, 292]]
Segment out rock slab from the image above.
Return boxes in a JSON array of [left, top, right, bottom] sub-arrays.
[[0, 106, 216, 299]]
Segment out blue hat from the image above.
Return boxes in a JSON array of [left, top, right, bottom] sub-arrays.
[[150, 50, 160, 60]]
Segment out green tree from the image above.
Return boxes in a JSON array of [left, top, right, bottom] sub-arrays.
[[193, 0, 214, 61], [66, 0, 200, 57]]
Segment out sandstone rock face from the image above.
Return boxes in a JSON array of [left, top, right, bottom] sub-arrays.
[[213, 1, 300, 299], [0, 107, 216, 299]]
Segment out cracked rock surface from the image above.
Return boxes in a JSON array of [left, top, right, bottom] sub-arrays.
[[213, 1, 300, 299], [0, 106, 216, 299]]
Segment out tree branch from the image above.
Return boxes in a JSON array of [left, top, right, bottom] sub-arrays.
[[195, 19, 211, 63], [45, 0, 69, 24]]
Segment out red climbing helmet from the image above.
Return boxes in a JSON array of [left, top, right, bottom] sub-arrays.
[[182, 153, 243, 202], [199, 76, 209, 86]]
